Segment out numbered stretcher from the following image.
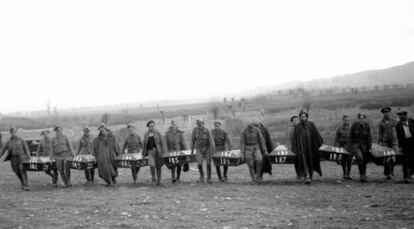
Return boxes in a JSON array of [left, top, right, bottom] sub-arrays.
[[212, 150, 245, 166], [66, 155, 97, 170], [319, 145, 352, 164], [161, 150, 196, 167], [23, 157, 55, 171], [369, 143, 403, 166], [267, 145, 296, 164], [114, 153, 149, 168], [25, 139, 41, 156]]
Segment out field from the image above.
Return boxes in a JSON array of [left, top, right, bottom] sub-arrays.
[[0, 161, 413, 229]]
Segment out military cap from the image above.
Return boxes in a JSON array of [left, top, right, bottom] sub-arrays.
[[381, 107, 391, 113], [396, 110, 408, 116], [83, 126, 90, 132], [290, 115, 298, 123], [126, 124, 135, 129], [357, 113, 367, 119], [342, 114, 349, 120], [196, 118, 204, 123], [214, 120, 222, 125], [9, 127, 17, 133], [40, 130, 50, 135], [171, 120, 176, 125], [98, 123, 107, 130], [146, 120, 155, 127], [53, 126, 62, 131]]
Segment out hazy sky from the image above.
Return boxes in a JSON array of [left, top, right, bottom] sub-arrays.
[[1, 0, 413, 113]]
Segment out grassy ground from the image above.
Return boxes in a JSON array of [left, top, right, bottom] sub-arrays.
[[0, 161, 413, 229]]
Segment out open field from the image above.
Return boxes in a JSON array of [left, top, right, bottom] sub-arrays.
[[0, 162, 413, 229]]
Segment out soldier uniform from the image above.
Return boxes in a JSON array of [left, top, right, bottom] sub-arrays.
[[191, 120, 215, 183], [122, 127, 143, 183], [165, 122, 187, 183], [240, 123, 266, 184], [37, 131, 58, 186], [51, 126, 75, 188], [333, 115, 352, 180], [78, 128, 95, 183], [348, 113, 372, 182], [0, 127, 31, 190], [212, 121, 232, 182], [378, 107, 398, 179]]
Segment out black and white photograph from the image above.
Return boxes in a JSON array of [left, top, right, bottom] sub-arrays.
[[0, 0, 413, 228]]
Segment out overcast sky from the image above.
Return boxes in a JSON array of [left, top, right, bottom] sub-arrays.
[[1, 0, 413, 113]]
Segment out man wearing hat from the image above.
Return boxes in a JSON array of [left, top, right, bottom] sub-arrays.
[[165, 120, 187, 183], [348, 113, 372, 182], [191, 119, 215, 183], [51, 126, 75, 188], [378, 107, 398, 179], [0, 127, 31, 190], [333, 114, 352, 180], [37, 130, 58, 187], [121, 124, 143, 184], [288, 116, 301, 179], [395, 110, 414, 183], [212, 120, 233, 182], [77, 126, 95, 184]]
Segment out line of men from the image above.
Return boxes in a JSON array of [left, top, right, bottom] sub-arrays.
[[0, 118, 274, 190], [288, 107, 414, 184]]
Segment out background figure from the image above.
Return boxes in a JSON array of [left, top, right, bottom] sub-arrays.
[[212, 120, 233, 182], [288, 116, 302, 179], [255, 122, 273, 178], [348, 113, 372, 182], [395, 110, 414, 183], [291, 111, 324, 184], [122, 124, 143, 184], [93, 124, 120, 186], [142, 120, 166, 186], [1, 127, 31, 191], [165, 120, 187, 183], [37, 130, 58, 187], [378, 107, 398, 180], [333, 114, 352, 180], [77, 126, 95, 184], [51, 126, 74, 188], [240, 122, 267, 185], [191, 119, 215, 183]]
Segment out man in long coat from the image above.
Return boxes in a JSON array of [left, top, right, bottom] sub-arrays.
[[291, 111, 324, 184], [395, 110, 414, 183]]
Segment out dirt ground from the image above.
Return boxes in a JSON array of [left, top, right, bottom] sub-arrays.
[[0, 161, 413, 229]]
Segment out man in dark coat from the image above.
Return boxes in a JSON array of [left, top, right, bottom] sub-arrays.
[[291, 111, 323, 184], [395, 110, 414, 183], [288, 115, 302, 179], [333, 114, 352, 180], [378, 107, 398, 179], [348, 113, 372, 182], [255, 122, 273, 177]]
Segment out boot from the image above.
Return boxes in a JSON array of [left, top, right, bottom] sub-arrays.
[[197, 165, 204, 183], [216, 166, 224, 182], [223, 166, 228, 182], [255, 160, 263, 184], [206, 164, 212, 183], [249, 167, 256, 185], [171, 166, 176, 183], [156, 167, 162, 186], [150, 167, 156, 182], [176, 165, 181, 182]]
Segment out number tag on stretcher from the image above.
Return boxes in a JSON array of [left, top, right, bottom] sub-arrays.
[[268, 145, 296, 164], [161, 150, 196, 166], [114, 153, 149, 168], [212, 150, 244, 166], [369, 143, 403, 166], [319, 145, 352, 164], [23, 157, 54, 171], [66, 155, 97, 170]]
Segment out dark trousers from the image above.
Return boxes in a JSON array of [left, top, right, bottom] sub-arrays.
[[85, 169, 95, 182], [381, 142, 395, 176], [171, 165, 181, 180], [55, 156, 71, 185], [216, 165, 228, 179], [10, 157, 28, 187], [341, 154, 353, 177], [131, 167, 140, 181], [45, 166, 58, 184], [402, 141, 414, 179]]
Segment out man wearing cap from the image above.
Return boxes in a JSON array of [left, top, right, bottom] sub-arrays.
[[348, 113, 372, 182], [288, 116, 302, 179], [51, 126, 75, 188], [191, 119, 215, 183], [77, 126, 95, 184], [333, 114, 352, 180], [165, 120, 187, 183], [378, 107, 398, 179], [240, 122, 267, 185], [37, 130, 58, 187], [142, 120, 167, 186], [395, 110, 414, 183], [122, 124, 143, 184], [212, 120, 233, 182], [0, 127, 31, 190], [93, 124, 120, 186]]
